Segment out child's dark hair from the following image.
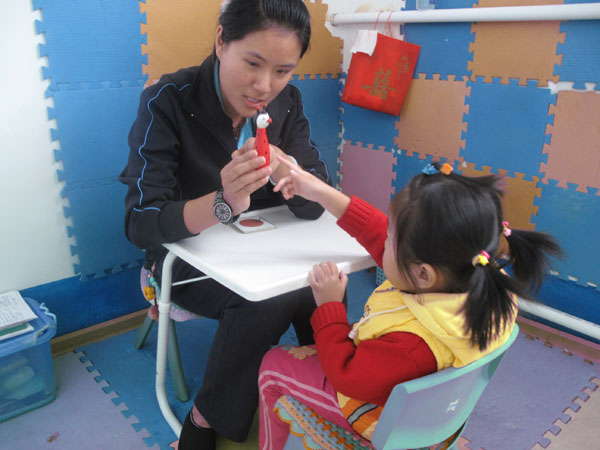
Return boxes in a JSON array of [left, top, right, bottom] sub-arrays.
[[389, 162, 563, 351], [217, 0, 311, 57]]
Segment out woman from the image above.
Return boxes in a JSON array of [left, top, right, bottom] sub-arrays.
[[119, 1, 329, 448]]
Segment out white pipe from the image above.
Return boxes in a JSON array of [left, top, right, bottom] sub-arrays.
[[156, 251, 182, 437], [173, 275, 210, 286], [519, 298, 600, 342], [329, 4, 600, 25]]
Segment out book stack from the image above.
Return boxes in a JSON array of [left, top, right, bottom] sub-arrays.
[[0, 291, 37, 342]]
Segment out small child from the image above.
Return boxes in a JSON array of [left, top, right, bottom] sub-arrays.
[[258, 160, 562, 449]]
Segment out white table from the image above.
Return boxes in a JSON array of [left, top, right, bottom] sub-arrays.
[[155, 205, 376, 435]]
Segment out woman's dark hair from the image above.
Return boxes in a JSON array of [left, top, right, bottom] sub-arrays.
[[389, 162, 563, 351], [217, 0, 311, 57]]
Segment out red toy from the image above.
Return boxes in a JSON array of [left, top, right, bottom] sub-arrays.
[[255, 104, 271, 169]]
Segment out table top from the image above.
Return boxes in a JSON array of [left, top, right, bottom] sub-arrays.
[[163, 205, 376, 301]]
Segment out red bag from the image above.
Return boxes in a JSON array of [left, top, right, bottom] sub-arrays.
[[342, 32, 420, 116]]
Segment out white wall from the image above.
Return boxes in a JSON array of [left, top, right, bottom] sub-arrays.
[[0, 1, 74, 292]]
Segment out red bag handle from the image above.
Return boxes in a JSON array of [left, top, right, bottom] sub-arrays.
[[374, 11, 394, 37]]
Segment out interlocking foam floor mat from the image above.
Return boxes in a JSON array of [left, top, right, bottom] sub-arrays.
[[0, 351, 155, 450], [78, 320, 212, 449], [75, 318, 599, 450], [75, 271, 376, 449], [27, 270, 596, 450], [463, 333, 600, 449]]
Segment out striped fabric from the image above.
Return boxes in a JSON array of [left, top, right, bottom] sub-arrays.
[[275, 395, 461, 450], [339, 396, 382, 441]]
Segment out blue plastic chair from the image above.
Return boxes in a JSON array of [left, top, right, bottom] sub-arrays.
[[278, 324, 519, 450]]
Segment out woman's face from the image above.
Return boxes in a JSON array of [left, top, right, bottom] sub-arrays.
[[215, 25, 302, 125]]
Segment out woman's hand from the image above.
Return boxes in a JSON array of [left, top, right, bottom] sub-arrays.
[[309, 262, 348, 307], [238, 138, 287, 176], [220, 140, 272, 215]]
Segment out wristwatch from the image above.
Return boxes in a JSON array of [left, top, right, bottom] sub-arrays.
[[213, 189, 239, 225]]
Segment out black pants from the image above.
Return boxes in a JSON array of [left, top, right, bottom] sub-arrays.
[[155, 256, 317, 442]]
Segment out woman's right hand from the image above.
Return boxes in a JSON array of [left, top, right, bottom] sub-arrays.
[[220, 139, 272, 215]]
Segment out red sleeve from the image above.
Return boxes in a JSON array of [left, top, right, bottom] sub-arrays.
[[336, 196, 387, 267], [311, 302, 437, 406]]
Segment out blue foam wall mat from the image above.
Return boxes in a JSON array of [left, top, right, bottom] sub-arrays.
[[33, 0, 147, 279], [64, 182, 144, 279], [537, 276, 600, 329], [290, 75, 341, 148], [33, 0, 146, 89], [393, 151, 453, 199], [462, 78, 554, 179], [341, 102, 399, 151], [403, 0, 475, 80], [20, 267, 147, 337], [49, 83, 142, 186], [534, 180, 599, 289], [317, 143, 340, 188], [555, 18, 600, 90], [393, 152, 434, 197], [290, 75, 342, 184]]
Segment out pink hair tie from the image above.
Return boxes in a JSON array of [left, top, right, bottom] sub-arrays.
[[502, 221, 512, 237], [472, 250, 490, 267]]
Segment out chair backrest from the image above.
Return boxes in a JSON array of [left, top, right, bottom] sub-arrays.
[[371, 324, 519, 450]]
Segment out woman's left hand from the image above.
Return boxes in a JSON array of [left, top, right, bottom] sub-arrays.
[[309, 262, 348, 307]]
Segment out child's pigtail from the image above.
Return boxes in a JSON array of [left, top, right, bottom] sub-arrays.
[[503, 225, 563, 293], [463, 251, 520, 351], [464, 224, 563, 350]]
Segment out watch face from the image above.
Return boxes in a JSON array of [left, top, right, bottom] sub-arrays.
[[214, 202, 232, 222]]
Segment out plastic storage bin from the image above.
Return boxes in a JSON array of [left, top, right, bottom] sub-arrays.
[[0, 297, 57, 422]]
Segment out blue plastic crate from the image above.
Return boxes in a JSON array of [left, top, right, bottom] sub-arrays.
[[0, 297, 57, 422]]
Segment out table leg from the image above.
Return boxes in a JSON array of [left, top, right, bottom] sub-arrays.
[[156, 250, 183, 437]]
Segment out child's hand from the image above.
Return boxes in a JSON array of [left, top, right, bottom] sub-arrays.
[[309, 262, 348, 307], [266, 144, 287, 174], [273, 156, 326, 201]]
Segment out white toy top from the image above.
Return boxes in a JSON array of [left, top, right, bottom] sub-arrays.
[[256, 111, 271, 129]]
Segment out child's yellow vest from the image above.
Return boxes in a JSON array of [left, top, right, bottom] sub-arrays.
[[338, 280, 516, 440]]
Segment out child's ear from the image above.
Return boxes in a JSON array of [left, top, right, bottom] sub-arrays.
[[411, 263, 438, 290]]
